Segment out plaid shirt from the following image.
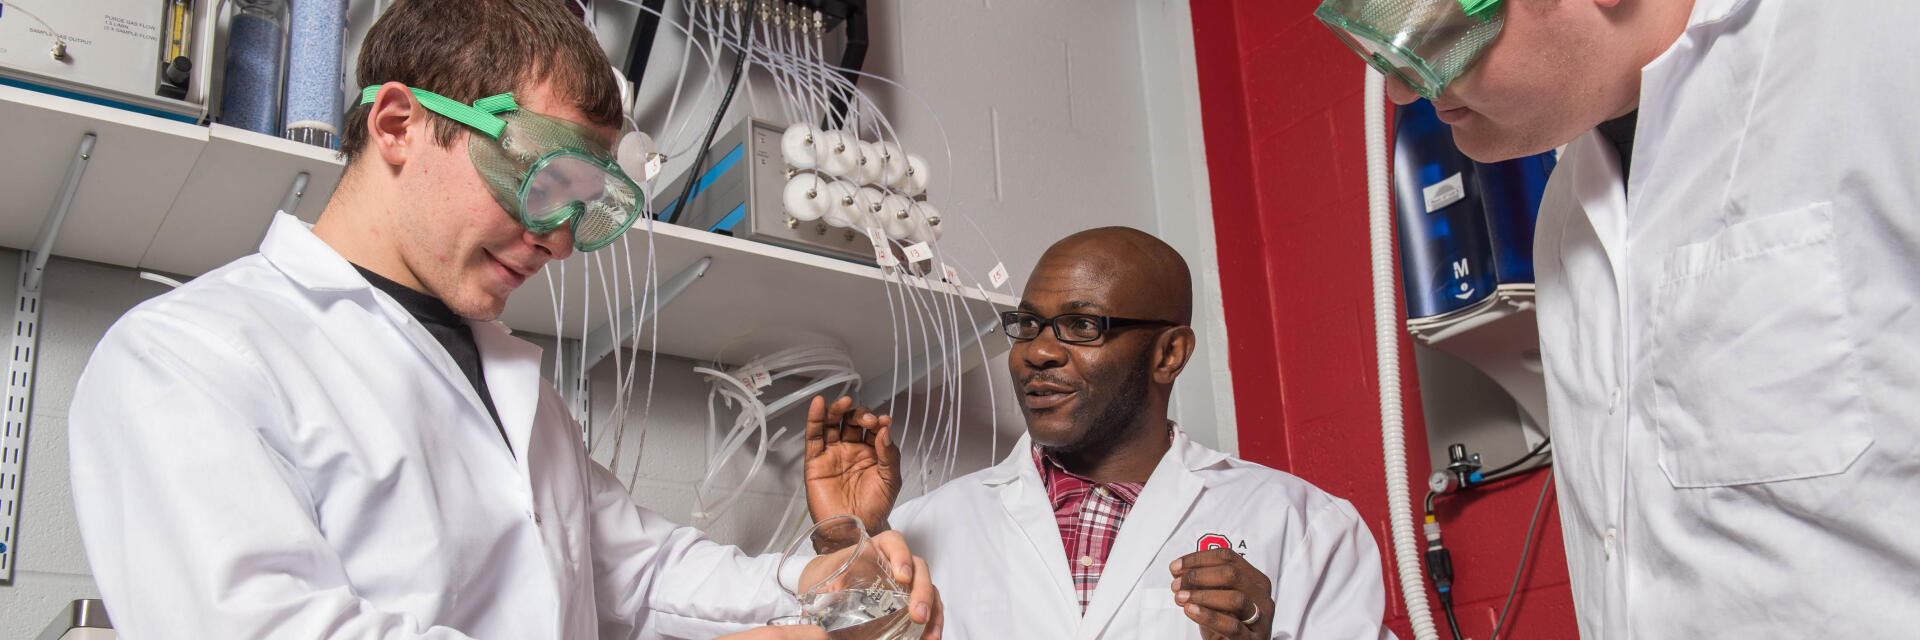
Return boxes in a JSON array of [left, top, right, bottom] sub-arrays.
[[1034, 446, 1148, 613]]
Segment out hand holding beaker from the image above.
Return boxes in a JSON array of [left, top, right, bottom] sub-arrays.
[[778, 514, 942, 640]]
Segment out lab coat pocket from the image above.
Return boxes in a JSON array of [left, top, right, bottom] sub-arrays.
[[1131, 596, 1200, 639], [1649, 201, 1872, 488]]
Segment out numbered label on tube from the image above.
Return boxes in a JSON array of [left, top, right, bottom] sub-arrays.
[[869, 228, 898, 268], [736, 366, 772, 395]]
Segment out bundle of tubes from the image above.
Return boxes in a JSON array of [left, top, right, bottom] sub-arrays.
[[690, 345, 860, 534], [554, 0, 1012, 537]]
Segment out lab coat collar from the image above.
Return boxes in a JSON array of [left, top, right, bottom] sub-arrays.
[[980, 425, 1227, 486], [471, 320, 542, 474], [1689, 0, 1752, 28], [990, 432, 1080, 615], [259, 210, 535, 466], [981, 434, 1032, 486], [1076, 432, 1209, 639], [982, 427, 1224, 638], [259, 211, 374, 293]]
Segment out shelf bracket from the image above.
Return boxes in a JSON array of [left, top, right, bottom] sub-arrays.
[[279, 172, 311, 215], [856, 313, 1001, 409], [1, 132, 92, 583], [24, 134, 96, 293], [565, 256, 714, 421]]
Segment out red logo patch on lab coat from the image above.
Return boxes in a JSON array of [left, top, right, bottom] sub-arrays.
[[1197, 533, 1246, 555]]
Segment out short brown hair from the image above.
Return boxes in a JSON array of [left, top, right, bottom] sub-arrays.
[[340, 0, 622, 164]]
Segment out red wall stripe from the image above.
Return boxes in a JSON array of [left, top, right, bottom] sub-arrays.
[[1187, 2, 1578, 637]]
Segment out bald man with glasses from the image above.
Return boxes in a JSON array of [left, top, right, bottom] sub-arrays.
[[801, 227, 1393, 639]]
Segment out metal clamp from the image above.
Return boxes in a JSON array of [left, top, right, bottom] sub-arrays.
[[279, 172, 312, 215]]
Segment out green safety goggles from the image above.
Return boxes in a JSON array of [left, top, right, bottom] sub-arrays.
[[360, 86, 644, 252], [1315, 0, 1505, 100]]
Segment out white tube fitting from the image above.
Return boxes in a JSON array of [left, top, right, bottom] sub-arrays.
[[817, 130, 862, 178], [822, 180, 862, 228], [782, 173, 829, 222], [880, 194, 915, 239], [781, 123, 820, 170], [877, 141, 909, 188], [857, 141, 885, 186]]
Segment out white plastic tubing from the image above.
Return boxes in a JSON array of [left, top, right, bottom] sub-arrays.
[[1366, 69, 1438, 640]]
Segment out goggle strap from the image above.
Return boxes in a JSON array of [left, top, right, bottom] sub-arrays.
[[358, 86, 519, 140], [1457, 0, 1502, 20]]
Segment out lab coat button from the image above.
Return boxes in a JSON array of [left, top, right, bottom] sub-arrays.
[[1604, 527, 1618, 557], [1079, 555, 1095, 567], [530, 511, 542, 525], [1608, 387, 1622, 415]]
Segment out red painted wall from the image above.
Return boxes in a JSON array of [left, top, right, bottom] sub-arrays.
[[1186, 2, 1579, 638]]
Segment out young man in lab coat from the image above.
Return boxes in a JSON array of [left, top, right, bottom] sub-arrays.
[[1318, 0, 1920, 637], [65, 1, 941, 638], [802, 228, 1394, 639]]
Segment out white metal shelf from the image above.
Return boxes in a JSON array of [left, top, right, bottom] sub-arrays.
[[0, 83, 1019, 380], [145, 124, 345, 275], [505, 219, 1019, 378], [0, 84, 344, 277], [1408, 285, 1550, 477]]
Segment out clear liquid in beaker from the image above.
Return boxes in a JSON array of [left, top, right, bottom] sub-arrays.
[[801, 588, 922, 640]]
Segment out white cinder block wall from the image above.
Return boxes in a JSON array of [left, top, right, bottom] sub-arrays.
[[1, 0, 1227, 635]]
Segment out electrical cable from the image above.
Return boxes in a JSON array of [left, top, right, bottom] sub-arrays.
[[1424, 512, 1463, 640], [661, 39, 747, 224], [0, 1, 69, 47], [621, 0, 669, 84], [1476, 438, 1551, 482], [1491, 468, 1555, 640], [1442, 596, 1464, 640]]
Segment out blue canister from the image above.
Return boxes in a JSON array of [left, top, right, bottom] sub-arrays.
[[1393, 99, 1497, 320], [219, 0, 289, 136]]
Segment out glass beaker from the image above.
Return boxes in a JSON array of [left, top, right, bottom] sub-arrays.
[[775, 514, 925, 640], [767, 615, 821, 627]]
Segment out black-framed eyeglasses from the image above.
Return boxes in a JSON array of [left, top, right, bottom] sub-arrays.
[[1000, 310, 1178, 344]]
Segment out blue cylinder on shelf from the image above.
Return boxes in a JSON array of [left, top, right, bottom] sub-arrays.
[[282, 0, 347, 148], [1474, 152, 1556, 285], [1393, 99, 1497, 320], [219, 0, 289, 136]]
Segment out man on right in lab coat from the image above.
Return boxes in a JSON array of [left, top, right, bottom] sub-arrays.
[[1316, 0, 1920, 636], [802, 227, 1394, 639]]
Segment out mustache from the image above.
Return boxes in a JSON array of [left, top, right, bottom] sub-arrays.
[[1020, 372, 1080, 390]]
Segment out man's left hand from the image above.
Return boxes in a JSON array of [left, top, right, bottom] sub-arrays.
[[1170, 548, 1274, 640]]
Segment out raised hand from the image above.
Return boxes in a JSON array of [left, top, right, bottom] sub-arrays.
[[803, 396, 903, 548]]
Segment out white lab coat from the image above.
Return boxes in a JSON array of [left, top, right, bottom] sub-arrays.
[[890, 430, 1391, 640], [68, 213, 801, 639], [1532, 0, 1920, 637]]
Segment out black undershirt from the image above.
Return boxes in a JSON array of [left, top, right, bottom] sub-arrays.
[[354, 265, 511, 453], [1595, 111, 1638, 190]]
